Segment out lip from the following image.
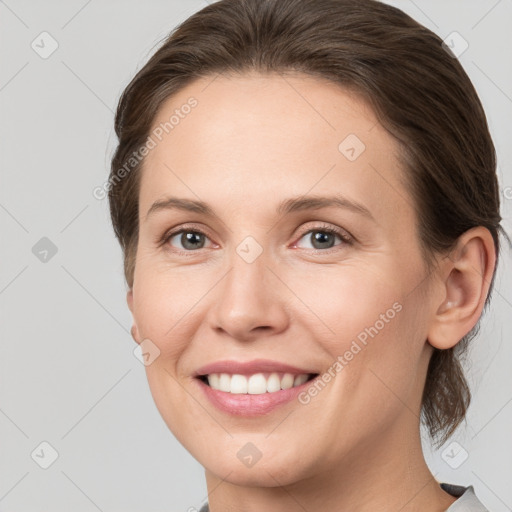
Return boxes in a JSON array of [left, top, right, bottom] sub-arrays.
[[193, 359, 321, 416], [193, 358, 317, 377], [194, 373, 319, 416]]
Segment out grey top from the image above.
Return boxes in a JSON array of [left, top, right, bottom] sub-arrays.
[[198, 482, 489, 511], [443, 483, 489, 511]]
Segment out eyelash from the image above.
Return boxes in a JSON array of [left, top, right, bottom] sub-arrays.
[[158, 222, 353, 255]]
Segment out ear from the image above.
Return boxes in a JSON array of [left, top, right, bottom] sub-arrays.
[[127, 288, 134, 313], [127, 288, 141, 344], [427, 226, 496, 350]]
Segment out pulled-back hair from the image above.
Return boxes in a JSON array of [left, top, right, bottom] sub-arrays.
[[108, 0, 509, 447]]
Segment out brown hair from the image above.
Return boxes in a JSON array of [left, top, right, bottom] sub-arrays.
[[108, 0, 509, 447]]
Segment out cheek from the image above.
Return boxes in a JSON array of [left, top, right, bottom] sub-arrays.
[[131, 264, 207, 355], [334, 293, 427, 435], [288, 261, 405, 348], [292, 263, 425, 410], [132, 266, 209, 436]]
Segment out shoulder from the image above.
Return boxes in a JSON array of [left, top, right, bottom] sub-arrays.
[[441, 482, 490, 511]]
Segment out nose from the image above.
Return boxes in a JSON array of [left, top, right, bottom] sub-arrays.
[[207, 250, 290, 342]]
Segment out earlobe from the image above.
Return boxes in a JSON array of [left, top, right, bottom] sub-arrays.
[[130, 324, 141, 344], [427, 227, 496, 350]]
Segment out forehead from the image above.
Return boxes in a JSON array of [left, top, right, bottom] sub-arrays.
[[139, 71, 410, 228]]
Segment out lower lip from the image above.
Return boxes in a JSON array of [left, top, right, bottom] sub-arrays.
[[195, 376, 317, 416]]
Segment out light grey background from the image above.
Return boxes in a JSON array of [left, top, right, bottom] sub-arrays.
[[0, 1, 511, 511]]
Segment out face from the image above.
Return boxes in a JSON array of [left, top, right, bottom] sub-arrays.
[[128, 71, 437, 486]]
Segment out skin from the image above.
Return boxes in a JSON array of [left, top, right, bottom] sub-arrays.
[[127, 71, 496, 511]]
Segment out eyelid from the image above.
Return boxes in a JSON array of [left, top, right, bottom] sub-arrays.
[[157, 222, 216, 249], [158, 221, 353, 253], [293, 222, 353, 244]]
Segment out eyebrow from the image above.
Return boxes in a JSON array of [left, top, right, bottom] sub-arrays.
[[145, 194, 375, 222]]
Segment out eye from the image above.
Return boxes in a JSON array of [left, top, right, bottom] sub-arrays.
[[159, 222, 352, 254], [163, 228, 214, 252], [294, 224, 352, 251]]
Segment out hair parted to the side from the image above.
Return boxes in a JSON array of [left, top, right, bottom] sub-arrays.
[[108, 0, 509, 448]]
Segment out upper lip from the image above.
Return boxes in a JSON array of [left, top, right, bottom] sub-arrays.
[[194, 359, 318, 377]]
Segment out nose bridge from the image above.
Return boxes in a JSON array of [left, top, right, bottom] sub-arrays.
[[230, 239, 269, 296], [208, 237, 288, 339]]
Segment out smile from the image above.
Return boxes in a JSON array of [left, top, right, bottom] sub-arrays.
[[199, 372, 318, 395], [193, 359, 321, 415]]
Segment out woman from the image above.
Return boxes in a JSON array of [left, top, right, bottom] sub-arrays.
[[107, 0, 508, 509]]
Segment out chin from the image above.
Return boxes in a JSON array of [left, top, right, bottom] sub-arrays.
[[211, 463, 299, 488], [202, 446, 309, 488]]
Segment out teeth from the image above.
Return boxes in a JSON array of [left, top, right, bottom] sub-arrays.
[[206, 372, 312, 394], [218, 373, 230, 392], [248, 374, 267, 394], [231, 374, 248, 394], [281, 373, 294, 389], [266, 373, 281, 393], [293, 374, 309, 386]]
